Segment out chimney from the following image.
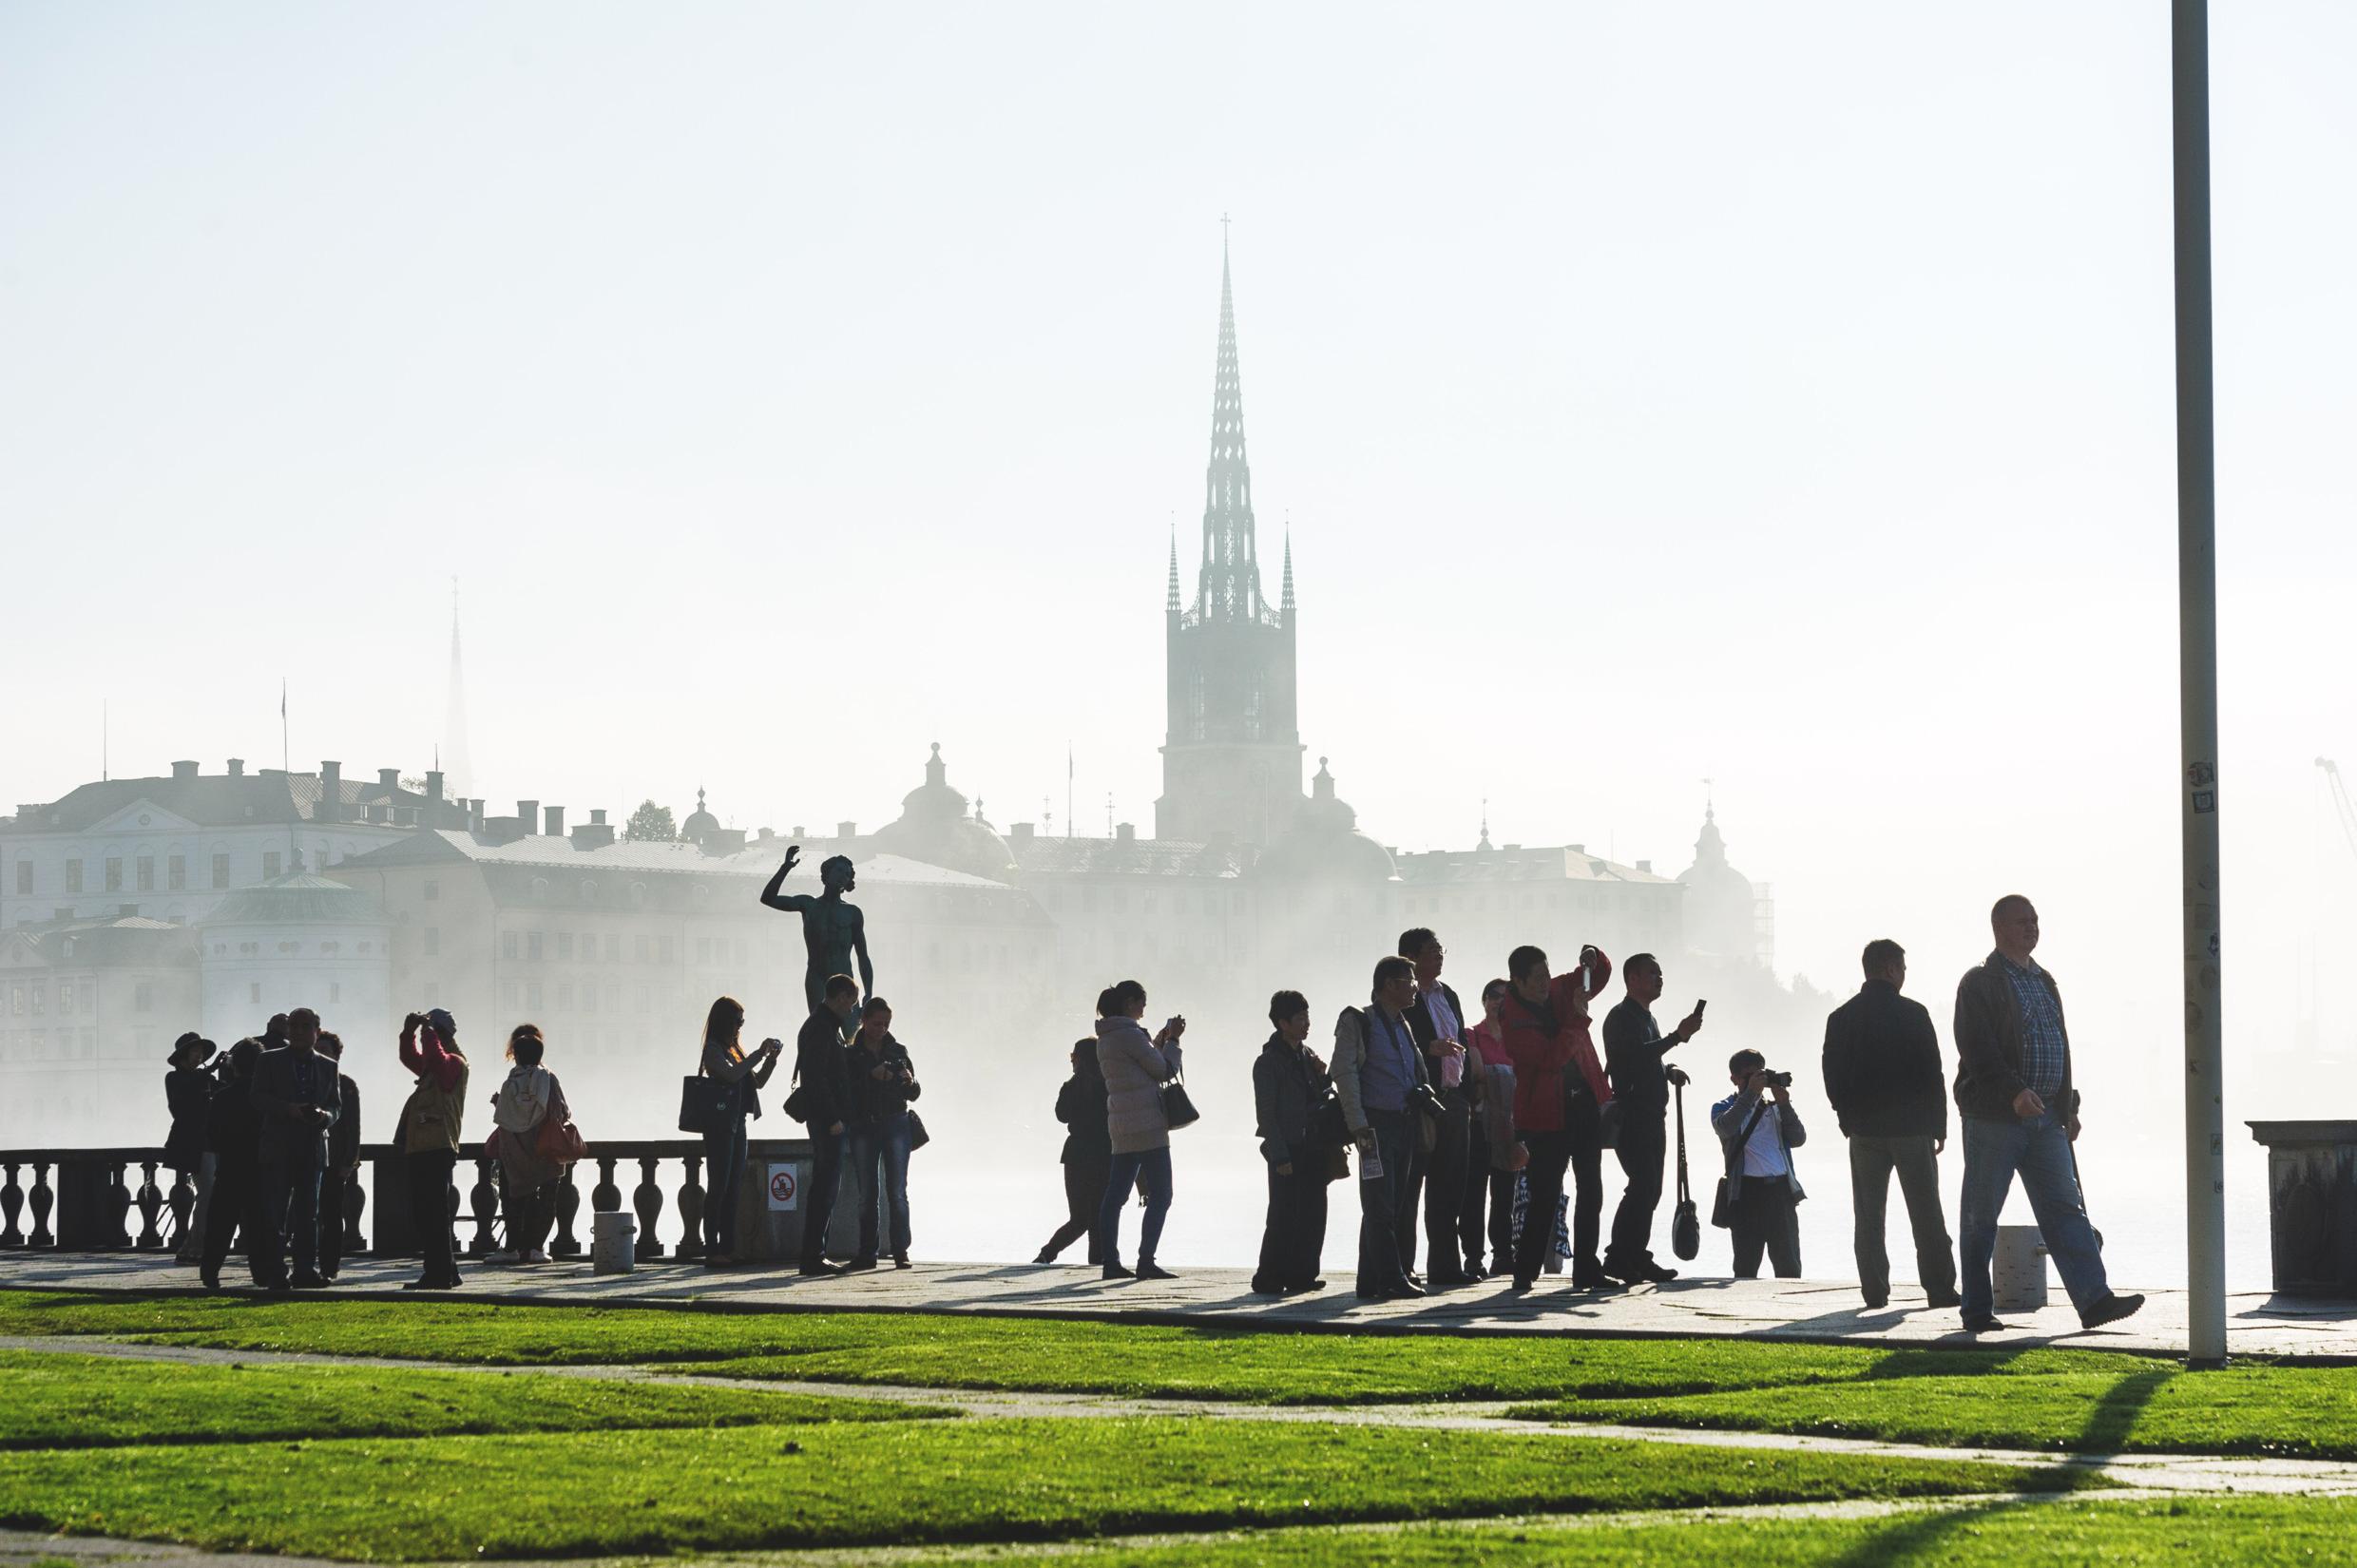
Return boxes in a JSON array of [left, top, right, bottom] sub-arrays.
[[468, 798, 485, 832], [518, 800, 540, 835], [1116, 822, 1137, 842], [424, 769, 445, 811], [1637, 859, 1654, 873], [1010, 822, 1034, 842], [757, 827, 773, 842], [227, 758, 245, 777], [544, 805, 565, 837], [836, 821, 857, 838], [590, 809, 607, 827], [792, 825, 805, 838], [570, 814, 616, 850], [378, 768, 400, 792], [171, 760, 198, 782], [319, 761, 342, 822]]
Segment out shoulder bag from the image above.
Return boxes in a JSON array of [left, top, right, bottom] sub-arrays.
[[1159, 1061, 1201, 1132], [678, 1063, 732, 1136], [1671, 1080, 1700, 1260], [1709, 1100, 1771, 1230]]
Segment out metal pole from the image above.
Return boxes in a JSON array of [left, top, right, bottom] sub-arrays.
[[2171, 0, 2228, 1368]]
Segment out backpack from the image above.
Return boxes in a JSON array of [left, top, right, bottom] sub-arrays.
[[494, 1065, 550, 1133]]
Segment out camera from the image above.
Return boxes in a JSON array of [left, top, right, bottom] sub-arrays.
[[1759, 1069, 1793, 1089]]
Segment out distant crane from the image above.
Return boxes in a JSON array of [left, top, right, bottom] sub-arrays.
[[2318, 758, 2357, 858]]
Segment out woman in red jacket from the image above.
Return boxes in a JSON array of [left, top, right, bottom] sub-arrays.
[[1497, 944, 1612, 1291]]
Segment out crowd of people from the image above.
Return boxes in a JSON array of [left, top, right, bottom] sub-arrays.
[[156, 890, 2142, 1333], [1032, 896, 2147, 1333]]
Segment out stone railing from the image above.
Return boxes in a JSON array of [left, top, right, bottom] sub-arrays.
[[0, 1138, 814, 1263]]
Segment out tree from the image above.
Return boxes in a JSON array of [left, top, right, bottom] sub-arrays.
[[624, 799, 677, 842]]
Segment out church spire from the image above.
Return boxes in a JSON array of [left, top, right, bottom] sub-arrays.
[[1280, 522, 1295, 614], [1196, 223, 1269, 625], [1166, 524, 1180, 613]]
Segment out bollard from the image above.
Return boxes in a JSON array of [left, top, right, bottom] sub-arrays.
[[591, 1211, 637, 1275], [1992, 1224, 2048, 1312]]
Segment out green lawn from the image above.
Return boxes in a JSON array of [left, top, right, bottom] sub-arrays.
[[920, 1497, 2357, 1568], [0, 1349, 942, 1450], [0, 1290, 2132, 1404], [1516, 1362, 2357, 1461], [0, 1417, 2083, 1560]]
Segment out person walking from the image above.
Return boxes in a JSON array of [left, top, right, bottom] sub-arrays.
[[699, 996, 782, 1269], [250, 1007, 340, 1292], [793, 976, 861, 1277], [489, 1024, 571, 1266], [1822, 938, 1958, 1310], [1093, 980, 1186, 1281], [1332, 955, 1430, 1301], [163, 1033, 217, 1265], [1602, 953, 1703, 1286], [1497, 945, 1614, 1291], [396, 1008, 469, 1291], [1035, 1039, 1110, 1265], [1400, 929, 1474, 1288], [1954, 896, 2144, 1333], [1465, 979, 1527, 1276], [1711, 1049, 1808, 1279], [843, 997, 920, 1271], [1251, 989, 1333, 1295], [316, 1032, 360, 1282]]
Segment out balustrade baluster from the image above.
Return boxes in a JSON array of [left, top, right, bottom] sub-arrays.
[[1, 1163, 23, 1248], [551, 1167, 582, 1256], [345, 1173, 367, 1254], [134, 1161, 163, 1249], [469, 1159, 499, 1256], [29, 1162, 55, 1249], [676, 1155, 705, 1262], [104, 1161, 133, 1249], [591, 1157, 621, 1216], [631, 1157, 664, 1259], [166, 1167, 195, 1248]]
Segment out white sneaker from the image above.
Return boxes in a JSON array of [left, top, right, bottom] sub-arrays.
[[524, 1249, 549, 1264]]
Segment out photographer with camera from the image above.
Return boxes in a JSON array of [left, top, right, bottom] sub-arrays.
[[1710, 1049, 1808, 1279]]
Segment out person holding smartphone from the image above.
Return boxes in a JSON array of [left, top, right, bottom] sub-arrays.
[[1092, 978, 1184, 1281], [699, 995, 782, 1269], [1601, 955, 1704, 1286]]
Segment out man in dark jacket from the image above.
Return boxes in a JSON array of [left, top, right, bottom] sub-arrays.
[[1252, 989, 1333, 1295], [250, 1007, 341, 1291], [1823, 939, 1957, 1310], [1953, 897, 2141, 1333], [1400, 928, 1473, 1287], [1601, 954, 1701, 1285], [793, 974, 861, 1277], [199, 1018, 282, 1290], [841, 997, 921, 1271], [316, 1033, 361, 1283]]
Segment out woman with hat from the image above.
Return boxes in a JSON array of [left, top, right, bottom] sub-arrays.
[[163, 1032, 218, 1264]]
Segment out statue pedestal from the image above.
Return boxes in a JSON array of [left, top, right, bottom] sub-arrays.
[[2249, 1121, 2357, 1298]]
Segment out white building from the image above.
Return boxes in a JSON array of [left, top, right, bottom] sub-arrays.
[[197, 874, 393, 1048]]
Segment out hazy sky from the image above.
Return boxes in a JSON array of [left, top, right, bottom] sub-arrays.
[[7, 3, 2356, 1130]]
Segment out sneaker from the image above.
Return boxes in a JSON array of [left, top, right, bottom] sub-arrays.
[[2080, 1292, 2146, 1330], [524, 1249, 549, 1265], [1134, 1259, 1177, 1281]]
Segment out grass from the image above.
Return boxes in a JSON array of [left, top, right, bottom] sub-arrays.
[[0, 1348, 943, 1450], [917, 1497, 2357, 1567], [1515, 1362, 2357, 1461], [0, 1417, 2087, 1561], [0, 1290, 2135, 1404]]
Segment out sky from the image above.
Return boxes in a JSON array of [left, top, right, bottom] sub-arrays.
[[7, 2, 2357, 1248]]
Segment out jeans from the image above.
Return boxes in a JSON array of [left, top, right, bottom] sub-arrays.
[[1731, 1179, 1802, 1278], [1355, 1109, 1416, 1295], [849, 1113, 914, 1260], [1849, 1134, 1955, 1303], [262, 1160, 322, 1283], [200, 1153, 268, 1283], [1512, 1126, 1572, 1282], [1422, 1087, 1473, 1276], [1959, 1113, 2111, 1318], [407, 1149, 459, 1286], [800, 1127, 848, 1271], [1096, 1146, 1174, 1266], [703, 1117, 749, 1256], [1254, 1159, 1329, 1291], [1043, 1155, 1107, 1262], [1608, 1114, 1667, 1268], [318, 1168, 352, 1276]]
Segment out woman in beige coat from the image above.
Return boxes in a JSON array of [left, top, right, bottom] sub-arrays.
[[1090, 979, 1186, 1281]]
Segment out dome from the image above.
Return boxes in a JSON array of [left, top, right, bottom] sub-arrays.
[[680, 787, 720, 840], [1677, 802, 1761, 962], [1255, 758, 1397, 882], [201, 873, 386, 927], [867, 744, 1020, 884]]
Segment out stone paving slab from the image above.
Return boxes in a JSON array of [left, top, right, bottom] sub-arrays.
[[7, 1252, 2354, 1360]]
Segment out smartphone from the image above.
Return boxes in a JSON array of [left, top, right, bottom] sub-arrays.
[[1163, 1016, 1182, 1037], [1694, 999, 1709, 1020]]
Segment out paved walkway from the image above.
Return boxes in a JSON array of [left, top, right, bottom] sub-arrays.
[[6, 1252, 2354, 1361]]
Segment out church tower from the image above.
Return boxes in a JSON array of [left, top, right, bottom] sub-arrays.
[[1156, 236, 1306, 844]]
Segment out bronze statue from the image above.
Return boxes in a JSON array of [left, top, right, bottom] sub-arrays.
[[760, 846, 874, 1022]]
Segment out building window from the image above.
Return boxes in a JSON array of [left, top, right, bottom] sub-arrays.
[[29, 984, 44, 1016], [527, 982, 543, 1010], [167, 854, 185, 890], [527, 931, 543, 962], [423, 927, 440, 957], [57, 984, 72, 1016], [213, 853, 230, 889], [65, 860, 82, 894], [134, 983, 153, 1013], [137, 856, 155, 891], [105, 857, 123, 891], [502, 930, 519, 960], [78, 981, 92, 1012], [583, 985, 598, 1014], [423, 879, 440, 901], [558, 984, 574, 1011], [263, 851, 281, 880], [13, 861, 29, 895], [557, 932, 574, 961]]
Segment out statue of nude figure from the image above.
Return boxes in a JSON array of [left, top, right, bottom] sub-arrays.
[[760, 846, 874, 1022]]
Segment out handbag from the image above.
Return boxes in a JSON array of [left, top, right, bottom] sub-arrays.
[[678, 1074, 730, 1136], [536, 1115, 587, 1165], [907, 1110, 930, 1151], [1670, 1080, 1700, 1261], [1710, 1100, 1772, 1230], [1160, 1070, 1201, 1132]]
